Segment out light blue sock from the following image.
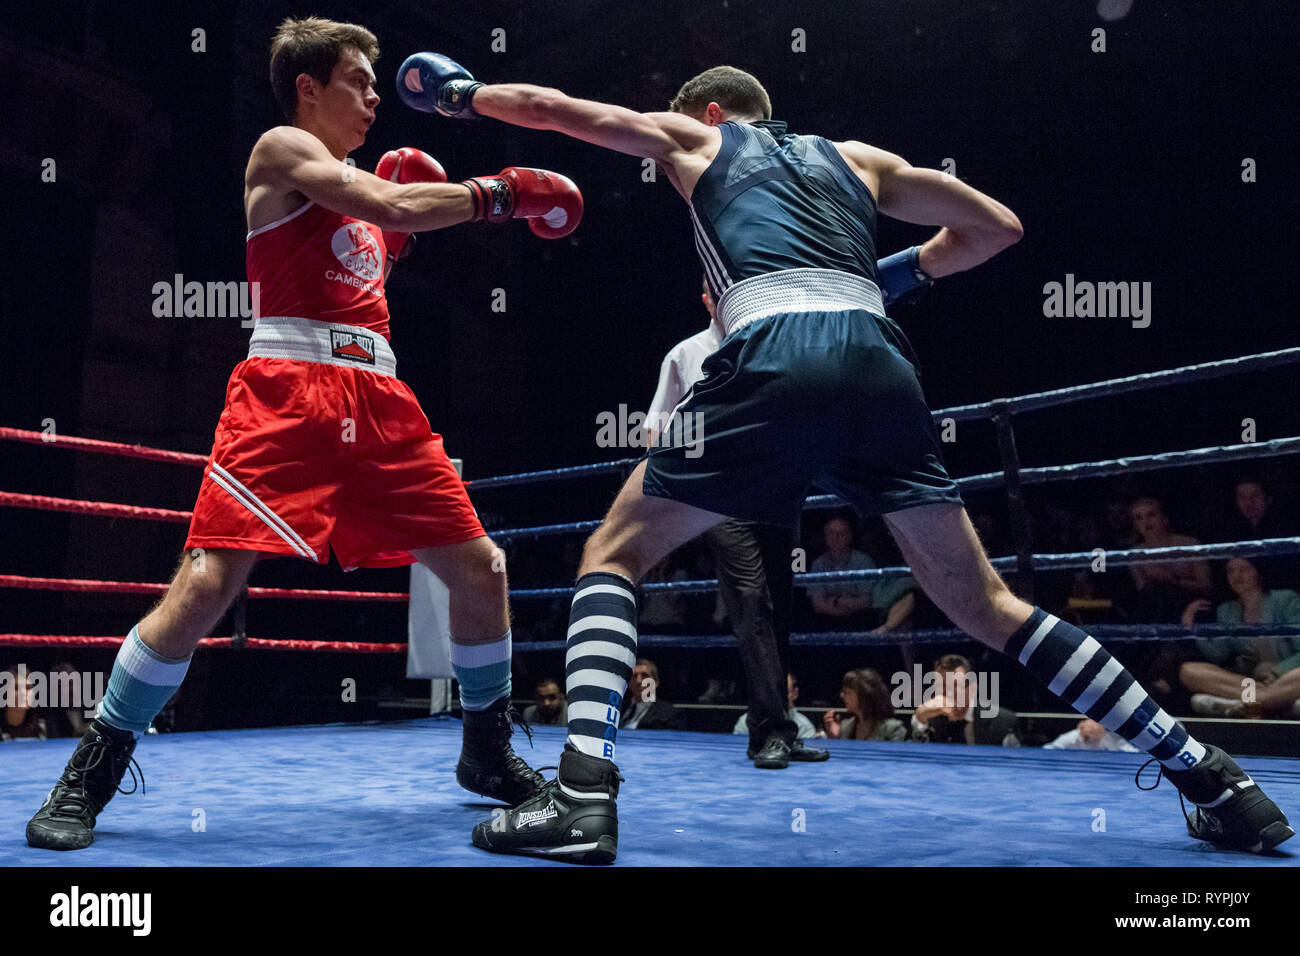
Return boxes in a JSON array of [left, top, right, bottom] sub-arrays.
[[99, 625, 191, 736], [450, 631, 512, 711]]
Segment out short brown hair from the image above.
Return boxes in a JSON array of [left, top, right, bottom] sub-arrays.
[[935, 653, 972, 673], [635, 659, 660, 685], [269, 17, 380, 122], [669, 66, 771, 120]]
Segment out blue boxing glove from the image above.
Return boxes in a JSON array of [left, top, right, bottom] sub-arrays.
[[396, 52, 484, 117], [877, 245, 934, 308]]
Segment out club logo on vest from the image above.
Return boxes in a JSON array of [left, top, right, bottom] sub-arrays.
[[331, 223, 382, 280], [330, 329, 376, 365]]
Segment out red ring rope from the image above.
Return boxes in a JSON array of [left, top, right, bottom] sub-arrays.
[[0, 491, 191, 522], [0, 574, 407, 602], [0, 634, 407, 652], [0, 427, 207, 467]]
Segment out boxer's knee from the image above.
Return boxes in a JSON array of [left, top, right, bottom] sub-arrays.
[[578, 525, 647, 582], [438, 536, 507, 610], [464, 538, 508, 605], [143, 549, 254, 655], [166, 549, 248, 617]]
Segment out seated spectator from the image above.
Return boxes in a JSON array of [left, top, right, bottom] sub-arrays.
[[1217, 477, 1299, 588], [521, 678, 568, 726], [621, 659, 676, 730], [638, 556, 690, 633], [44, 661, 95, 738], [909, 654, 1020, 746], [1043, 718, 1138, 752], [733, 673, 818, 739], [1223, 477, 1287, 541], [822, 668, 907, 742], [697, 676, 736, 703], [1, 663, 47, 742], [1126, 495, 1212, 622], [809, 516, 915, 632], [1121, 495, 1212, 703], [1179, 556, 1300, 717]]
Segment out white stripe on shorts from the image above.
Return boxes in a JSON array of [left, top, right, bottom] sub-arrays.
[[208, 463, 316, 560]]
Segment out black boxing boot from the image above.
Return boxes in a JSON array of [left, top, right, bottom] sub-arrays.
[[1139, 745, 1293, 852], [26, 718, 144, 850], [471, 744, 621, 864], [455, 696, 545, 804]]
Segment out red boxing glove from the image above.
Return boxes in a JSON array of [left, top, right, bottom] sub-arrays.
[[462, 167, 583, 239], [374, 148, 448, 261]]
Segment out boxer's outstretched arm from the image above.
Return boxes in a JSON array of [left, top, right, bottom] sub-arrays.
[[249, 126, 473, 232], [837, 141, 1022, 278], [472, 84, 715, 164]]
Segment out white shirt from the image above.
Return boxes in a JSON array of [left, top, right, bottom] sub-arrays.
[[1043, 728, 1139, 752], [645, 323, 725, 435]]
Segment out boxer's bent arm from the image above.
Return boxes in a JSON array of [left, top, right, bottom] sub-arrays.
[[251, 126, 473, 232], [838, 141, 1022, 279], [471, 84, 714, 164]]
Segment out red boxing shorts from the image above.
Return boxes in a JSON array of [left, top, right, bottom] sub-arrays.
[[185, 317, 483, 570]]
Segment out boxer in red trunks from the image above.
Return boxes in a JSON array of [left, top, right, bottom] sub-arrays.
[[26, 16, 582, 851]]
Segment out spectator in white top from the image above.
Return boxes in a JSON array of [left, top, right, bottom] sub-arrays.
[[1044, 718, 1138, 752], [733, 673, 818, 739]]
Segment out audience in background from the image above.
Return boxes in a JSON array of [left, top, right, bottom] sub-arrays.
[[46, 661, 95, 738], [522, 678, 568, 726], [621, 659, 677, 730], [1, 663, 47, 741], [1126, 495, 1213, 622], [733, 673, 818, 739], [822, 668, 907, 742], [1119, 495, 1212, 706], [638, 556, 690, 634], [808, 516, 916, 633], [1044, 718, 1138, 752], [507, 475, 1298, 736], [1216, 478, 1299, 588], [1179, 556, 1300, 717], [909, 654, 1020, 746], [1224, 478, 1286, 542]]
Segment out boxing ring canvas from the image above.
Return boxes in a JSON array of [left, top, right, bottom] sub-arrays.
[[2, 720, 1296, 867]]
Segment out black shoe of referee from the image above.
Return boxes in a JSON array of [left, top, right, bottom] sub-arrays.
[[1141, 745, 1294, 853], [456, 697, 546, 805], [748, 736, 830, 766], [471, 744, 621, 864]]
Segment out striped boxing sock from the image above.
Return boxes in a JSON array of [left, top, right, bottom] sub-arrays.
[[450, 631, 512, 711], [98, 625, 191, 737], [1006, 607, 1207, 770], [565, 571, 638, 760]]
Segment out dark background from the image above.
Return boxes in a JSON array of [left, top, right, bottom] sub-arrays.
[[2, 0, 1298, 724]]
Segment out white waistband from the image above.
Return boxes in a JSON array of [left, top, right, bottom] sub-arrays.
[[247, 316, 396, 377], [717, 268, 886, 335]]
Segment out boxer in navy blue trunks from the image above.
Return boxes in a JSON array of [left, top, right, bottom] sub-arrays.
[[396, 56, 1292, 863]]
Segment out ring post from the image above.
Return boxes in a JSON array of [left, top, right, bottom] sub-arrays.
[[990, 399, 1036, 603], [231, 588, 249, 648]]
